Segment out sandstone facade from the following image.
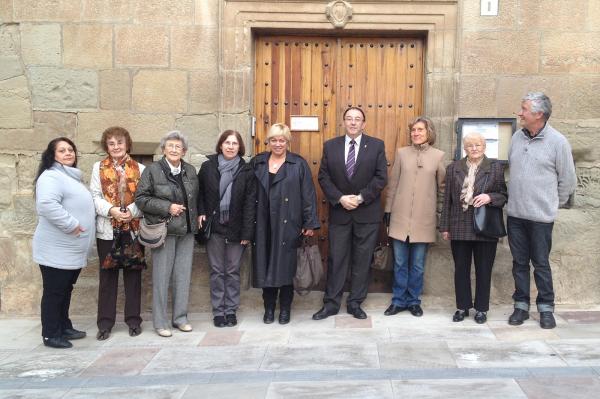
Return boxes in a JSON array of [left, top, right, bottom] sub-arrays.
[[0, 0, 598, 315]]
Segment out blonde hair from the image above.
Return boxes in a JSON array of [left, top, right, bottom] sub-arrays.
[[266, 123, 292, 143]]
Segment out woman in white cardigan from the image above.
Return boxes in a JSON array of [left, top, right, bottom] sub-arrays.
[[90, 127, 146, 341], [33, 137, 95, 349]]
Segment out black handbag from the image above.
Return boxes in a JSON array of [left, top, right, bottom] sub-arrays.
[[196, 185, 228, 244], [473, 171, 507, 238]]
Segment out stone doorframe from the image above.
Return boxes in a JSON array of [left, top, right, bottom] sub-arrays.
[[220, 0, 458, 155]]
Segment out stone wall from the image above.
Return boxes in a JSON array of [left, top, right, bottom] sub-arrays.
[[0, 0, 598, 315]]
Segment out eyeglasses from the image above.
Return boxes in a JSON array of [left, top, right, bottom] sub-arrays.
[[465, 144, 483, 149], [344, 117, 364, 123], [165, 143, 183, 151]]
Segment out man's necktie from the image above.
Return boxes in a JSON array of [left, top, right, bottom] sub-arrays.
[[346, 139, 356, 178]]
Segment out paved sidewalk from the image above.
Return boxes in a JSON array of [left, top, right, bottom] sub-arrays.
[[1, 305, 600, 398]]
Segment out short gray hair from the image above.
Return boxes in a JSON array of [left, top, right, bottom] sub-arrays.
[[160, 130, 189, 151], [522, 92, 552, 121]]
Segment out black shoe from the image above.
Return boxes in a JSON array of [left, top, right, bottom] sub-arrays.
[[539, 312, 556, 329], [312, 307, 338, 320], [213, 316, 227, 328], [62, 328, 86, 340], [474, 311, 487, 324], [96, 329, 111, 341], [279, 310, 291, 325], [453, 309, 469, 322], [347, 306, 367, 320], [43, 337, 72, 348], [226, 314, 237, 327], [508, 309, 529, 326], [263, 308, 275, 324], [384, 304, 407, 316], [408, 305, 423, 317], [129, 326, 142, 337]]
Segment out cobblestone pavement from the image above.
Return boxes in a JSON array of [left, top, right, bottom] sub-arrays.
[[1, 305, 600, 398]]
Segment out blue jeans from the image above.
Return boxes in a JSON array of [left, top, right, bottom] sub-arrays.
[[507, 216, 555, 313], [391, 238, 429, 307]]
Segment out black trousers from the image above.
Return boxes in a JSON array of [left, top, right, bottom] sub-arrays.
[[450, 240, 498, 312], [39, 265, 81, 338], [324, 221, 379, 311], [262, 285, 294, 311], [96, 239, 142, 331]]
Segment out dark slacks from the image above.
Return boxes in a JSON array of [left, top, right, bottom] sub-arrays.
[[507, 216, 555, 312], [96, 239, 142, 331], [262, 285, 294, 311], [39, 265, 81, 338], [450, 240, 498, 312], [206, 233, 245, 317], [324, 221, 379, 311]]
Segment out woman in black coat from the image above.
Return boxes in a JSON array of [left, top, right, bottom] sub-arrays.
[[198, 130, 256, 328], [251, 123, 320, 325], [439, 132, 507, 324]]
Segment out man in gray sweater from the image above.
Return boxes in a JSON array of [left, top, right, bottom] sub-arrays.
[[507, 92, 576, 329]]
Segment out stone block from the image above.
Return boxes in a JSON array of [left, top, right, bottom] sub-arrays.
[[0, 25, 19, 56], [0, 56, 23, 80], [222, 27, 252, 70], [33, 111, 77, 139], [0, 166, 15, 207], [29, 67, 98, 110], [115, 26, 169, 67], [81, 0, 132, 22], [175, 114, 219, 154], [0, 76, 32, 129], [171, 26, 218, 70], [424, 73, 456, 118], [496, 76, 569, 119], [20, 23, 61, 65], [0, 0, 13, 23], [519, 0, 586, 30], [77, 111, 176, 153], [0, 281, 40, 315], [589, 1, 600, 31], [195, 0, 218, 26], [2, 194, 37, 235], [457, 75, 496, 117], [461, 0, 518, 30], [132, 70, 187, 113], [13, 0, 81, 22], [222, 69, 251, 114], [461, 31, 539, 74], [542, 32, 600, 73], [16, 154, 38, 193], [100, 70, 131, 110], [567, 76, 600, 120], [63, 24, 113, 69], [133, 0, 194, 24], [189, 71, 219, 114]]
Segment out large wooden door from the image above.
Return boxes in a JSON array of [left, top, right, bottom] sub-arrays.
[[254, 35, 424, 291]]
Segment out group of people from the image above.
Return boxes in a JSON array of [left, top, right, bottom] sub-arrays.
[[32, 91, 576, 349]]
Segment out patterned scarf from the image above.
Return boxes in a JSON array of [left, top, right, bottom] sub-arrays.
[[217, 154, 240, 224], [460, 159, 479, 211], [99, 154, 141, 232]]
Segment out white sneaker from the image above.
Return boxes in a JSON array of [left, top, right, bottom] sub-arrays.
[[156, 328, 172, 337]]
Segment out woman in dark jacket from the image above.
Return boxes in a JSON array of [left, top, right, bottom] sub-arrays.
[[198, 130, 256, 328], [252, 123, 320, 325], [440, 132, 507, 324], [135, 130, 199, 338]]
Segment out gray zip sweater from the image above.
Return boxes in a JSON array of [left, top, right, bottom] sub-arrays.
[[507, 123, 576, 223]]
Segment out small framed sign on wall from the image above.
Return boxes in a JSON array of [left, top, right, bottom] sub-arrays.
[[290, 116, 320, 132], [455, 117, 517, 163]]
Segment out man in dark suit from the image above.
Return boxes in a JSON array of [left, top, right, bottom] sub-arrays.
[[313, 107, 387, 320]]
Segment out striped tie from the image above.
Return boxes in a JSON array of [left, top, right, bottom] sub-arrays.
[[346, 139, 356, 178]]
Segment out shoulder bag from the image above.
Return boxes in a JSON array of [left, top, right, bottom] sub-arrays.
[[473, 169, 507, 238]]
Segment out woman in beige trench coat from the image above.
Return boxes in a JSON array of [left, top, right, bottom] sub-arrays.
[[383, 116, 445, 318]]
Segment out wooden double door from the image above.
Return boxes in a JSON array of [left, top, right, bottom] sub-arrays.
[[253, 35, 424, 291]]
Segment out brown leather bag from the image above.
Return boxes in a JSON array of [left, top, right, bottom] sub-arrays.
[[294, 238, 323, 295]]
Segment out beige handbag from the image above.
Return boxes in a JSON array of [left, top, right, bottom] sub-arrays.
[[137, 217, 170, 248]]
